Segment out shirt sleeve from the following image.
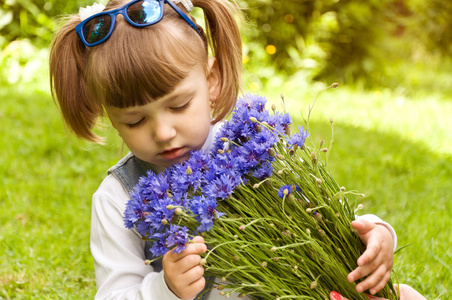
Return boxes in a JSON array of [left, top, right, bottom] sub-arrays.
[[91, 175, 183, 300], [356, 214, 397, 251]]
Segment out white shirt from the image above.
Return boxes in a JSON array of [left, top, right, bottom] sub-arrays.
[[91, 124, 397, 300]]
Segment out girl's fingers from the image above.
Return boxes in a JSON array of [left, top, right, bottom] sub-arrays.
[[355, 265, 390, 294], [166, 242, 207, 262]]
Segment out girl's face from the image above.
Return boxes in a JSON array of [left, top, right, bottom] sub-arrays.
[[106, 60, 220, 169]]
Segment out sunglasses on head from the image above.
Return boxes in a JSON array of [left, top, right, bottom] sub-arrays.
[[75, 0, 201, 47]]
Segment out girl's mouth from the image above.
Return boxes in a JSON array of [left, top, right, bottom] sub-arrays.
[[160, 147, 186, 160]]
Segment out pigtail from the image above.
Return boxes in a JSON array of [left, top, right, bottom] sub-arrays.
[[193, 0, 243, 122], [49, 15, 103, 142]]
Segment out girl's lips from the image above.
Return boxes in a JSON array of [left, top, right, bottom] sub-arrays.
[[160, 147, 186, 160]]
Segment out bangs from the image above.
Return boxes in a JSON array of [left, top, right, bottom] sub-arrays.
[[86, 8, 207, 108]]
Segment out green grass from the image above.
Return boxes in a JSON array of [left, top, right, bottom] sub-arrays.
[[1, 45, 451, 299]]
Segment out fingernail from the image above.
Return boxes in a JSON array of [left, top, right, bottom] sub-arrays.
[[331, 291, 342, 300]]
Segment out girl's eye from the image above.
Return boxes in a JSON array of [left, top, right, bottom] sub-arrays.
[[127, 118, 145, 128], [171, 100, 191, 112]]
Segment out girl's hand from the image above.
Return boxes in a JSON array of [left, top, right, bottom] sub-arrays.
[[162, 236, 207, 299], [348, 219, 394, 295]]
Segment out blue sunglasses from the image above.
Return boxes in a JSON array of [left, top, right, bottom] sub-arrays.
[[75, 0, 201, 47]]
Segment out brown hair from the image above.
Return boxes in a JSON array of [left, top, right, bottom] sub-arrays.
[[50, 0, 242, 142]]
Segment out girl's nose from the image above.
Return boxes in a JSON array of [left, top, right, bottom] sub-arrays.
[[152, 120, 176, 143]]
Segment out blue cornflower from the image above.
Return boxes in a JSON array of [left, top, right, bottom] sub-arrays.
[[203, 173, 240, 200], [286, 125, 309, 148], [166, 225, 189, 254], [277, 184, 293, 199], [149, 233, 168, 257], [124, 192, 153, 229], [252, 160, 273, 179], [191, 196, 225, 232], [148, 196, 175, 232], [138, 170, 171, 200]]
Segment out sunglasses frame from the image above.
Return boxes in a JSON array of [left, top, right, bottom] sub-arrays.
[[76, 0, 201, 47]]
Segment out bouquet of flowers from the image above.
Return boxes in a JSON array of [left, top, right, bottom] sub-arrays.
[[124, 92, 397, 299]]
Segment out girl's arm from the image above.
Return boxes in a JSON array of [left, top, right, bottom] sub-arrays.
[[91, 175, 181, 300]]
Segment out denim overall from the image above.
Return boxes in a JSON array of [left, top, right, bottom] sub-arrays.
[[108, 152, 213, 300]]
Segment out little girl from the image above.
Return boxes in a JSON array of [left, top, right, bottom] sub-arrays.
[[50, 0, 398, 299]]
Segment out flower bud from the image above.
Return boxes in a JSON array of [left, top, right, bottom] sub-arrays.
[[310, 280, 317, 289], [253, 183, 259, 189], [161, 219, 168, 225], [289, 149, 295, 156], [276, 154, 285, 160], [233, 255, 240, 261], [217, 284, 224, 290], [220, 137, 229, 142], [185, 166, 192, 175], [239, 225, 246, 230], [175, 207, 183, 215], [217, 149, 224, 154], [249, 117, 258, 123], [332, 82, 339, 88], [283, 188, 289, 196], [314, 212, 322, 221], [166, 205, 174, 210], [311, 151, 317, 162], [277, 170, 283, 175], [144, 260, 151, 265], [319, 139, 324, 147], [268, 149, 275, 157], [261, 261, 268, 267], [200, 258, 207, 266], [255, 124, 262, 132], [330, 117, 334, 124], [271, 104, 276, 112], [322, 148, 328, 152], [306, 228, 311, 235], [319, 229, 325, 236], [316, 178, 322, 184], [340, 186, 346, 191]]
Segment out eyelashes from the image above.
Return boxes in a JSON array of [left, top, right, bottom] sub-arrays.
[[126, 99, 192, 128], [171, 100, 191, 112], [126, 118, 145, 128]]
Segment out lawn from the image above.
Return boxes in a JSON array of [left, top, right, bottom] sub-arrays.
[[0, 43, 451, 299]]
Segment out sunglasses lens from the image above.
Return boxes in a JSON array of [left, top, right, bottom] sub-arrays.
[[127, 0, 162, 25], [83, 15, 112, 45]]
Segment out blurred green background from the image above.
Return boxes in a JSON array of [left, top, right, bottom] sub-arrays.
[[1, 0, 451, 299]]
